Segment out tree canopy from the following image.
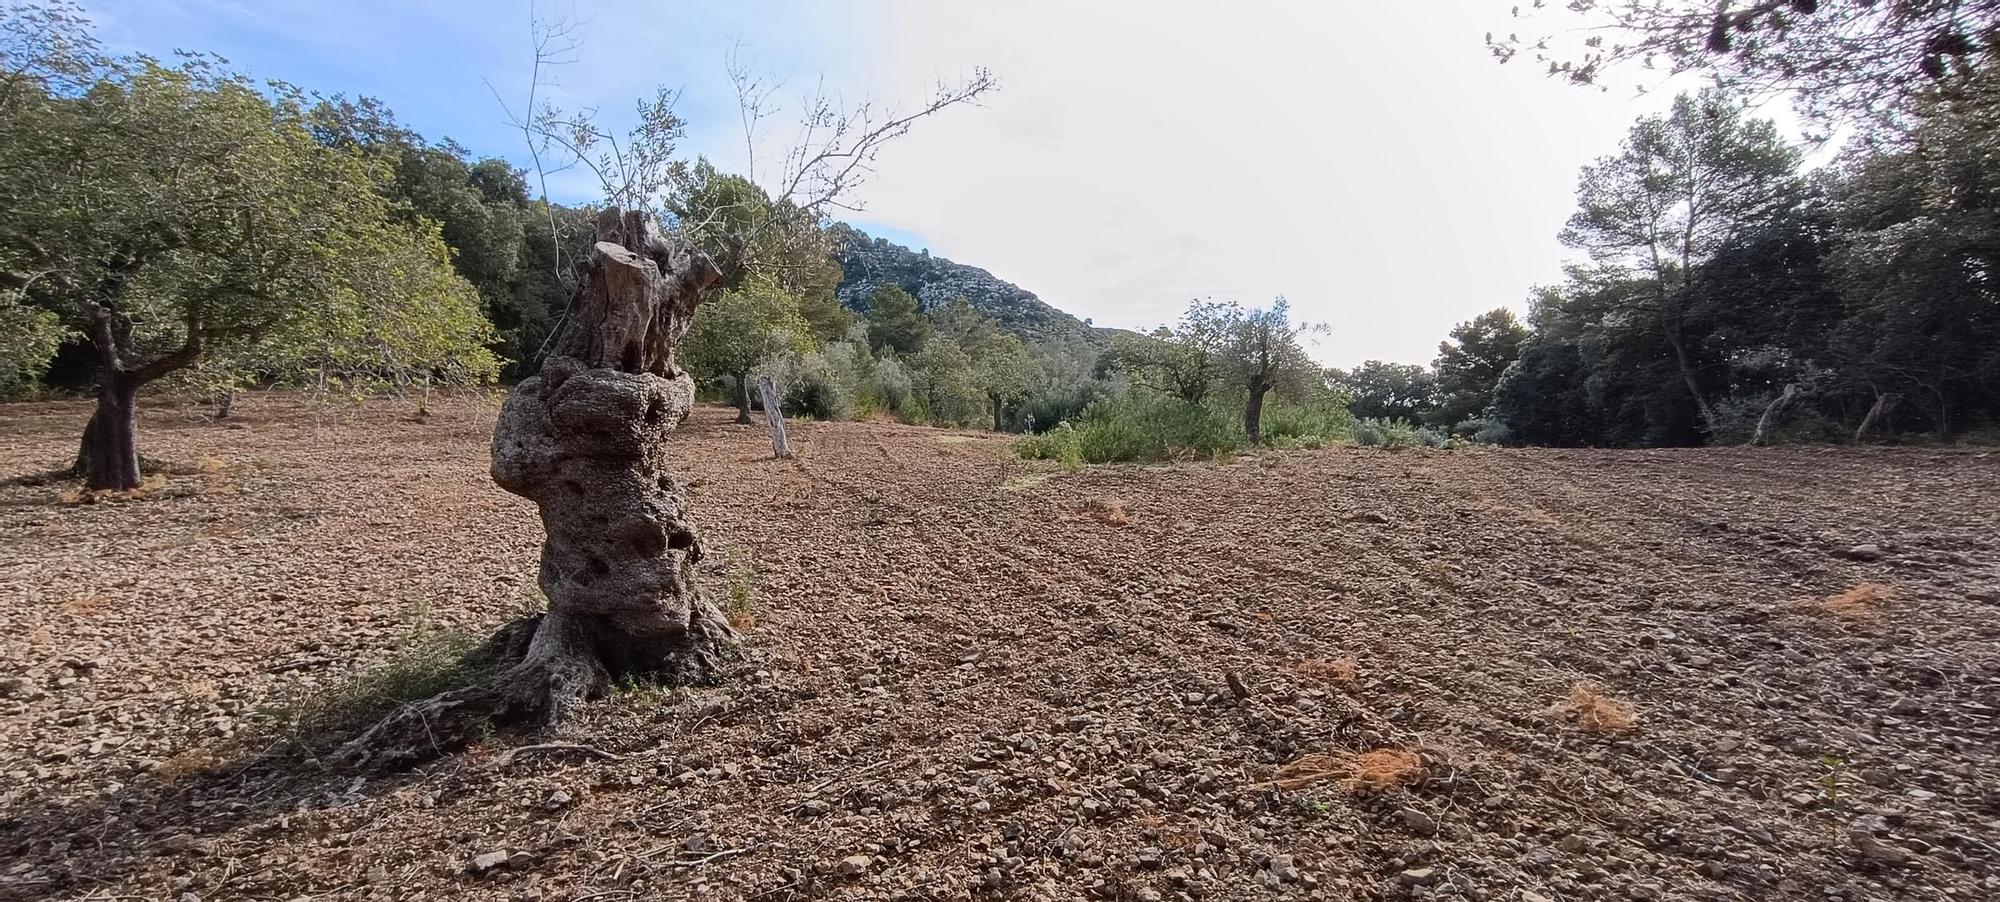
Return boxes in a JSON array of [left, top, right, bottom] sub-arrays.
[[1493, 0, 2000, 128], [0, 6, 497, 486]]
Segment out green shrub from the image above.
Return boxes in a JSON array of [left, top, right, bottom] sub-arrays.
[[858, 357, 914, 419], [1353, 417, 1424, 450], [1014, 422, 1084, 468], [1260, 398, 1354, 447], [1016, 394, 1239, 463]]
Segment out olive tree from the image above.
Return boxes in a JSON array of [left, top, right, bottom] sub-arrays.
[[0, 10, 495, 488], [1215, 297, 1323, 445], [679, 277, 812, 424]]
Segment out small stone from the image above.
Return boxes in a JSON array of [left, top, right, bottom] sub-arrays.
[[1849, 819, 1910, 863], [543, 789, 573, 810], [156, 834, 213, 856], [1399, 809, 1438, 836], [837, 854, 872, 877], [1400, 867, 1437, 887], [470, 851, 511, 873], [1630, 882, 1664, 900], [1843, 544, 1885, 561]]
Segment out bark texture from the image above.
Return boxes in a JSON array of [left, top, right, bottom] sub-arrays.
[[1856, 391, 1902, 442], [339, 208, 733, 769], [1750, 382, 1800, 446], [1244, 379, 1270, 446]]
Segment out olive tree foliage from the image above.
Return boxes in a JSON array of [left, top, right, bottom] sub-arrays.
[[1111, 299, 1235, 404], [935, 297, 1043, 430], [1491, 0, 2000, 129], [1562, 89, 1801, 435], [1217, 298, 1323, 445], [906, 336, 985, 426], [679, 276, 812, 424], [0, 3, 495, 487], [0, 288, 63, 393]]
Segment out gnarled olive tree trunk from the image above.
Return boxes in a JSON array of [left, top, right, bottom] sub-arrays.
[[340, 208, 734, 769]]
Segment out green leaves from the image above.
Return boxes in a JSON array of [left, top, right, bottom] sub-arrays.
[[681, 276, 813, 385], [0, 11, 499, 398]]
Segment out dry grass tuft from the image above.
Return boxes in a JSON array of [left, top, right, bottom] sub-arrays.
[[725, 564, 759, 632], [1252, 747, 1424, 793], [58, 473, 169, 505], [1549, 682, 1636, 733], [1293, 655, 1359, 687], [1084, 497, 1130, 526], [152, 745, 223, 781], [61, 592, 109, 616], [1001, 472, 1054, 492], [1818, 582, 1897, 620]]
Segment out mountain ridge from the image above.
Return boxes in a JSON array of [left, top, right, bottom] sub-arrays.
[[829, 223, 1111, 347]]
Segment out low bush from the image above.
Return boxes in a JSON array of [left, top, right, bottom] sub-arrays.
[[1350, 417, 1446, 450], [1014, 394, 1238, 463], [1074, 394, 1239, 463], [1015, 422, 1084, 468], [1260, 398, 1354, 448]]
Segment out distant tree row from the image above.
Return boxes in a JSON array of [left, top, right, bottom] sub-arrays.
[[1380, 82, 2000, 446]]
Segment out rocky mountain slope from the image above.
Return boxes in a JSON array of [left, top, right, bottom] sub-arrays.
[[830, 223, 1106, 346]]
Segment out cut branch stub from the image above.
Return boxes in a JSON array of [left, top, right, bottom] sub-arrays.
[[339, 207, 732, 770], [556, 208, 723, 377]]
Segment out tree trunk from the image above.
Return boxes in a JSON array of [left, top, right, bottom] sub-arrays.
[[1663, 327, 1718, 437], [78, 379, 142, 491], [758, 374, 791, 459], [339, 207, 732, 770], [1750, 383, 1800, 446], [991, 394, 1004, 433], [1244, 379, 1270, 446], [735, 372, 753, 425], [1855, 391, 1901, 442]]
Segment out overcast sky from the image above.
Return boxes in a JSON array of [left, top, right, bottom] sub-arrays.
[[80, 0, 1706, 367]]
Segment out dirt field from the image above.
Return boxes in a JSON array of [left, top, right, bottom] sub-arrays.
[[2, 394, 1997, 902]]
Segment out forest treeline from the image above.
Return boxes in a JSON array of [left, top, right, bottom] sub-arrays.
[[5, 1, 1999, 468], [1365, 85, 2000, 447]]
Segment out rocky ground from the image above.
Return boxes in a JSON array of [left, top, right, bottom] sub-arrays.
[[2, 393, 1997, 902]]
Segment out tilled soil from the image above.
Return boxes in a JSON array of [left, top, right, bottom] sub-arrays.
[[2, 394, 1997, 902]]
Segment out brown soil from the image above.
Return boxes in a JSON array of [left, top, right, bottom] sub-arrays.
[[2, 394, 1997, 901]]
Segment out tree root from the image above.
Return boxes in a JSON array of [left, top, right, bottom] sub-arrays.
[[334, 605, 733, 772]]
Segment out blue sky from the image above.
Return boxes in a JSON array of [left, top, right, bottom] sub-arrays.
[[80, 1, 936, 248], [75, 1, 1707, 366]]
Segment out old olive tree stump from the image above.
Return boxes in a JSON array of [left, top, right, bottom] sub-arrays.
[[340, 208, 734, 769]]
